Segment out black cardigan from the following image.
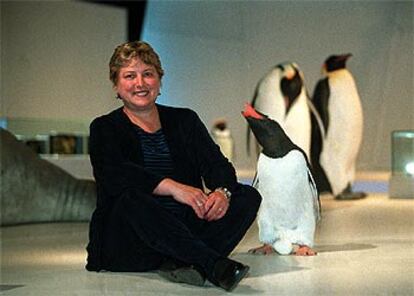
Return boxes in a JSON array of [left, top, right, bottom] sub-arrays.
[[86, 104, 238, 271]]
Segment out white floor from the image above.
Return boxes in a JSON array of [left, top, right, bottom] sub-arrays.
[[1, 193, 414, 295]]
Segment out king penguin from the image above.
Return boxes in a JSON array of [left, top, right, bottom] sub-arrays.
[[310, 54, 366, 200], [248, 62, 311, 159], [242, 103, 321, 256]]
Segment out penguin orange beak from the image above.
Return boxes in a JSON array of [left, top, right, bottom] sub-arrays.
[[322, 63, 327, 75], [242, 103, 263, 119], [339, 53, 352, 61]]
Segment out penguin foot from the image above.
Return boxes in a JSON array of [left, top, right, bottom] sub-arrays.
[[248, 244, 275, 255], [335, 184, 367, 200], [293, 245, 317, 256], [335, 191, 367, 200]]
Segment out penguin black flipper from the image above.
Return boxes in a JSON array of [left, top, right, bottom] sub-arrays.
[[252, 171, 259, 188], [307, 166, 322, 221], [310, 78, 332, 193], [312, 78, 330, 134]]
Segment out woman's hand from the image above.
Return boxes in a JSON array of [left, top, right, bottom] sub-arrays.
[[153, 178, 209, 219], [203, 190, 230, 221]]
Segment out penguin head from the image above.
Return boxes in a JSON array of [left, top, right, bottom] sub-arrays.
[[242, 103, 297, 158], [213, 118, 228, 131], [323, 53, 352, 73], [276, 63, 304, 116]]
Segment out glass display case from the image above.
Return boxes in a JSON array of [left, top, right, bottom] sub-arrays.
[[389, 130, 414, 198], [1, 117, 93, 179], [3, 117, 90, 155]]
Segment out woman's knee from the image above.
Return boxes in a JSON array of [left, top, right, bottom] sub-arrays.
[[232, 184, 262, 212]]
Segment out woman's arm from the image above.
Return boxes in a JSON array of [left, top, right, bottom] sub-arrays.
[[89, 117, 164, 197], [153, 178, 208, 219]]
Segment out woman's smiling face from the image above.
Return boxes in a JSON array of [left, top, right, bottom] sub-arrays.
[[115, 57, 161, 112]]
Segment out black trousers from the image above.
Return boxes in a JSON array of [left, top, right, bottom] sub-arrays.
[[101, 184, 261, 275]]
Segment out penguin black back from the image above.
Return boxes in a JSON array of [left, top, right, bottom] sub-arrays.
[[312, 78, 330, 132], [310, 66, 334, 193]]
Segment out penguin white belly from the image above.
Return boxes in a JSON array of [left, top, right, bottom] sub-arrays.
[[255, 151, 317, 254], [254, 69, 285, 121], [321, 71, 363, 195], [283, 91, 311, 159]]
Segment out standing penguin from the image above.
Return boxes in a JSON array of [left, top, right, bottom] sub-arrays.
[[243, 103, 320, 256], [310, 54, 366, 199], [248, 62, 311, 159], [211, 118, 234, 162]]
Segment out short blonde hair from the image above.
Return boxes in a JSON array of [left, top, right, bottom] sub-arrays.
[[109, 41, 164, 85]]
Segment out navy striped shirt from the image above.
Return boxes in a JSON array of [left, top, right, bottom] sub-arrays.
[[135, 127, 185, 215]]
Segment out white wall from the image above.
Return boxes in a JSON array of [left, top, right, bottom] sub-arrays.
[[1, 0, 126, 127], [141, 0, 413, 172], [1, 0, 413, 173]]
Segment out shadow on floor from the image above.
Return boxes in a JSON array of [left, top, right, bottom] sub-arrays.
[[232, 253, 307, 278], [110, 270, 266, 295], [0, 285, 25, 292]]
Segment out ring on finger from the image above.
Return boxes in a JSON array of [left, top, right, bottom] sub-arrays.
[[196, 201, 203, 207]]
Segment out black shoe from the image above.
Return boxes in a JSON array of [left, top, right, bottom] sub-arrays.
[[158, 260, 206, 287], [211, 258, 250, 292]]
